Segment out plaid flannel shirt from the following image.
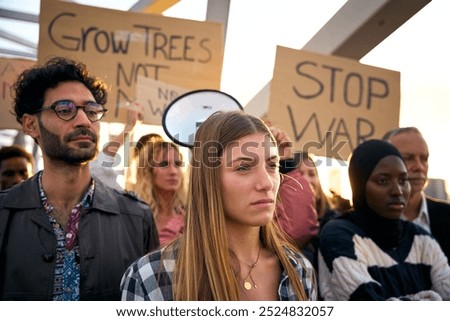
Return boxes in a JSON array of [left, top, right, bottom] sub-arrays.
[[120, 245, 317, 301]]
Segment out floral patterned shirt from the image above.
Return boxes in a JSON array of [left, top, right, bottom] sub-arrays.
[[38, 171, 95, 301]]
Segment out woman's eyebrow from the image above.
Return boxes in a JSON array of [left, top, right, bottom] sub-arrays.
[[266, 155, 279, 162], [225, 156, 257, 167]]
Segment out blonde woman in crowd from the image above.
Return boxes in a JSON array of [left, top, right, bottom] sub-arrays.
[[296, 152, 342, 227], [127, 133, 186, 246], [121, 110, 317, 300]]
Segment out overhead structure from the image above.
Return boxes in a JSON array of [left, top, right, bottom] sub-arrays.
[[0, 0, 432, 114], [0, 8, 38, 58], [245, 0, 432, 116], [130, 0, 180, 14], [205, 0, 231, 45], [303, 0, 431, 60]]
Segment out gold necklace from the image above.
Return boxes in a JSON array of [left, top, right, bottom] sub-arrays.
[[240, 247, 262, 291]]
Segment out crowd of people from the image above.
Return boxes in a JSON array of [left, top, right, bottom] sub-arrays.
[[1, 57, 449, 301]]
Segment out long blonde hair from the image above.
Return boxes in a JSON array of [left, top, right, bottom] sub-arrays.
[[127, 134, 186, 217], [298, 152, 332, 220], [170, 111, 311, 300]]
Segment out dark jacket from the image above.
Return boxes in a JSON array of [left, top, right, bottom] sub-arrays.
[[0, 174, 159, 300], [427, 196, 450, 263]]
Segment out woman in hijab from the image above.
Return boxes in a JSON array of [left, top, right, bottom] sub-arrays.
[[318, 139, 450, 300]]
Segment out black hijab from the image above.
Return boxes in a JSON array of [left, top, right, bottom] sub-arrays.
[[349, 139, 403, 212], [347, 139, 405, 249]]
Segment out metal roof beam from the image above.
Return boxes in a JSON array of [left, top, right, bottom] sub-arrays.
[[129, 0, 180, 14], [303, 0, 431, 60], [206, 0, 230, 45], [0, 28, 37, 49], [0, 48, 36, 59], [0, 9, 39, 23]]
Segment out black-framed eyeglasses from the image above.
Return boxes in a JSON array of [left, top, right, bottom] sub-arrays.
[[34, 100, 107, 122]]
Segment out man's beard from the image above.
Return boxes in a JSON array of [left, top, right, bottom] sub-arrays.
[[38, 118, 99, 165]]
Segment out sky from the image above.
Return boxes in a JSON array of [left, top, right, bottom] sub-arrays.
[[1, 0, 449, 197]]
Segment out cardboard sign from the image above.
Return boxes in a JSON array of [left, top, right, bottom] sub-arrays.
[[0, 57, 36, 129], [136, 76, 188, 125], [267, 46, 400, 160], [38, 0, 223, 124]]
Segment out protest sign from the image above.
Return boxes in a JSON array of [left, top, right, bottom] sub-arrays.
[[38, 0, 223, 124], [136, 75, 188, 126], [267, 46, 400, 160], [0, 57, 35, 129]]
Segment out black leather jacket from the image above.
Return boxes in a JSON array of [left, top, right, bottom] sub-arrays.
[[0, 174, 159, 300]]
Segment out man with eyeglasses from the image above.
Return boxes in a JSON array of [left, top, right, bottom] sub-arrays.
[[0, 57, 160, 300]]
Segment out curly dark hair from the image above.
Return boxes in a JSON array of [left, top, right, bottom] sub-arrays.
[[0, 144, 34, 169], [12, 57, 108, 124]]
